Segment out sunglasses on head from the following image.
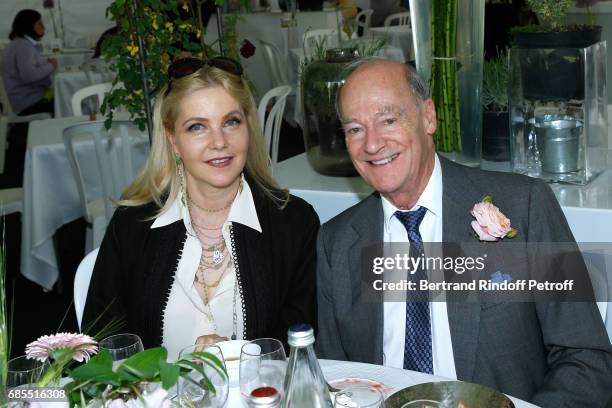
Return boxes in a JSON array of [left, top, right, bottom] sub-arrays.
[[165, 56, 244, 95]]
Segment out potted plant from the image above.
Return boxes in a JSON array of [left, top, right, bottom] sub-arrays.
[[510, 0, 601, 101], [100, 0, 252, 137], [482, 50, 510, 162], [4, 332, 226, 407]]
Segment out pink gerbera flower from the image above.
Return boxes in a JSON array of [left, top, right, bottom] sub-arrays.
[[26, 332, 98, 363]]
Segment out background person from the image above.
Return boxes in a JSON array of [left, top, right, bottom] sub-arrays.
[[2, 9, 56, 116]]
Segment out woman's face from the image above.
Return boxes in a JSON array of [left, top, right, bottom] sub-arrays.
[[33, 19, 45, 37], [167, 86, 249, 196]]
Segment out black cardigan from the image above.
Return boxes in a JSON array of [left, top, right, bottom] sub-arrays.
[[82, 182, 320, 349]]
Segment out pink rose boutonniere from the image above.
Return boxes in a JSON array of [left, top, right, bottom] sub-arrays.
[[470, 195, 518, 241]]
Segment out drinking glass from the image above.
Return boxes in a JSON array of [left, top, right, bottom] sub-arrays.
[[334, 386, 386, 408], [99, 333, 144, 368], [239, 338, 287, 405], [7, 355, 49, 388], [178, 344, 229, 408]]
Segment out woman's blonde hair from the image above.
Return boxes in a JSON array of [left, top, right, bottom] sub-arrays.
[[119, 64, 288, 214]]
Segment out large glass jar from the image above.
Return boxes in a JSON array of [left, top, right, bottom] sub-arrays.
[[301, 48, 359, 177]]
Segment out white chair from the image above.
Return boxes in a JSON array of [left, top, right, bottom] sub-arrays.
[[63, 123, 108, 252], [384, 11, 411, 27], [354, 9, 374, 37], [0, 187, 23, 215], [74, 247, 99, 329], [91, 121, 149, 222], [258, 39, 298, 128], [302, 29, 350, 58], [258, 85, 292, 167], [63, 120, 147, 251], [0, 74, 51, 172], [71, 82, 113, 116], [258, 40, 291, 88]]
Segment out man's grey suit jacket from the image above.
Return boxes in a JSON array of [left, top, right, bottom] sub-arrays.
[[316, 157, 612, 407]]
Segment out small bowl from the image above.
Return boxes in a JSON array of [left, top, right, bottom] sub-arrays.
[[216, 340, 248, 386], [329, 377, 393, 396]]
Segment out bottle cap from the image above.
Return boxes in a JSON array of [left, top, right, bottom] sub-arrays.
[[249, 386, 280, 406], [287, 323, 315, 347]]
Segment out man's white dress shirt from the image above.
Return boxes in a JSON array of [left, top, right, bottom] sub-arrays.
[[382, 154, 457, 379]]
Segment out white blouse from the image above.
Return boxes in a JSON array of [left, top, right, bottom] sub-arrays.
[[151, 177, 262, 360]]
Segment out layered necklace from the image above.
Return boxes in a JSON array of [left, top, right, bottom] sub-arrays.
[[185, 183, 241, 337]]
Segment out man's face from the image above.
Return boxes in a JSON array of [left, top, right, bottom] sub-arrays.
[[339, 62, 437, 208]]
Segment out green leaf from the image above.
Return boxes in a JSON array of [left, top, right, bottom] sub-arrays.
[[190, 352, 227, 378], [68, 350, 114, 382], [158, 359, 180, 389], [116, 0, 125, 7], [117, 347, 167, 380]]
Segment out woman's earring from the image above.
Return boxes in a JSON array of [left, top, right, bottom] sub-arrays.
[[175, 154, 187, 207]]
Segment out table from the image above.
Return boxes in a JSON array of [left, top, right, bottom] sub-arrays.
[[369, 26, 414, 61], [275, 152, 612, 241], [21, 114, 144, 290], [53, 59, 114, 117], [224, 359, 538, 407], [44, 50, 95, 72]]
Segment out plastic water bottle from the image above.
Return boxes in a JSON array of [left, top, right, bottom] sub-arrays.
[[281, 323, 333, 408]]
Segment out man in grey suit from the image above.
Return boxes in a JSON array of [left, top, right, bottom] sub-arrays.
[[316, 59, 612, 406]]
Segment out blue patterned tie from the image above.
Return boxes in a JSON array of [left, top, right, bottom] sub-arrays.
[[395, 207, 432, 373]]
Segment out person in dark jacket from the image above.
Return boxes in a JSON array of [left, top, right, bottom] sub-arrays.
[[82, 57, 319, 358]]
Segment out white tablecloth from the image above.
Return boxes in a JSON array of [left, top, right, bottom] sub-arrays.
[[44, 49, 95, 71], [21, 114, 145, 290], [53, 60, 114, 117], [369, 26, 414, 61], [224, 359, 538, 407]]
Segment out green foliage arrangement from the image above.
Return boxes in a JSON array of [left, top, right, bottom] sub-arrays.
[[430, 0, 461, 153], [100, 0, 248, 131], [525, 0, 575, 31], [482, 51, 509, 112], [64, 347, 226, 406]]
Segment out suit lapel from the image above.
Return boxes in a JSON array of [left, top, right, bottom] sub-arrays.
[[347, 194, 385, 365], [440, 157, 481, 382]]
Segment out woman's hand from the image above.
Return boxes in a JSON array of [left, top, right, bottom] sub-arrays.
[[195, 334, 228, 347]]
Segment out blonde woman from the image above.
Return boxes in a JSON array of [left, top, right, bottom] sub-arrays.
[[82, 57, 319, 358]]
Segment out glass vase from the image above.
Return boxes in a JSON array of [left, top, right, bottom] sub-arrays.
[[301, 48, 359, 176], [409, 0, 485, 168]]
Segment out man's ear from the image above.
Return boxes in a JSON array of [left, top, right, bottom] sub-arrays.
[[421, 98, 437, 136]]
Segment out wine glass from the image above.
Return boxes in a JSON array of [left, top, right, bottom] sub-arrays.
[[7, 355, 49, 388], [178, 344, 229, 408], [334, 386, 386, 408], [99, 333, 144, 368], [239, 338, 287, 405]]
